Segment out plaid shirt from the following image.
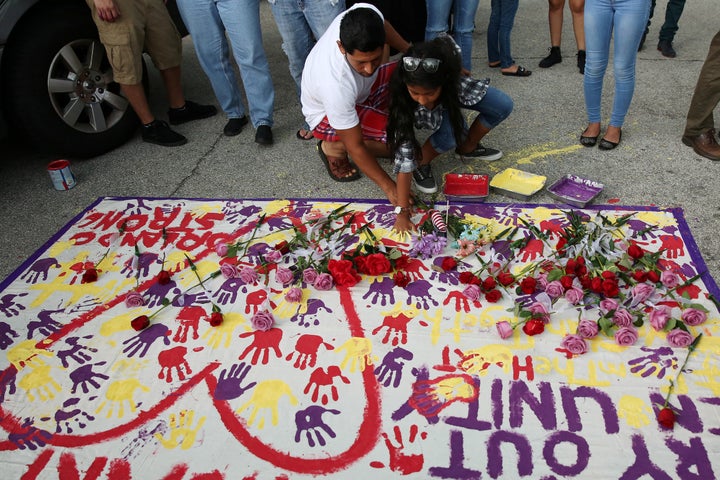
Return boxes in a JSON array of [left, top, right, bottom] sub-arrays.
[[394, 76, 491, 174]]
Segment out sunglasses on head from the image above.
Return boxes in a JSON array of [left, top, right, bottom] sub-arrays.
[[402, 56, 441, 73]]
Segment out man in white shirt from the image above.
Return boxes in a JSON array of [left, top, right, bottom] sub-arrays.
[[301, 3, 410, 205]]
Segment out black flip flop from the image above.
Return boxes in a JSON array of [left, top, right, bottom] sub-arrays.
[[501, 65, 532, 77], [296, 128, 314, 140], [317, 141, 361, 182]]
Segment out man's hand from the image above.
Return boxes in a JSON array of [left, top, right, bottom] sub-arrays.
[[94, 0, 120, 22]]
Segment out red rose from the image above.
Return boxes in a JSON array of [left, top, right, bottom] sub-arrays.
[[628, 244, 645, 260], [601, 270, 616, 279], [207, 312, 223, 327], [131, 315, 150, 331], [632, 270, 648, 282], [590, 276, 603, 293], [394, 255, 411, 270], [157, 270, 172, 285], [576, 264, 588, 276], [459, 271, 479, 285], [497, 272, 515, 287], [560, 275, 574, 290], [275, 240, 290, 255], [353, 256, 368, 274], [602, 278, 619, 297], [579, 275, 592, 290], [565, 258, 577, 275], [647, 270, 660, 283], [522, 318, 545, 336], [327, 259, 361, 287], [520, 277, 537, 295], [393, 271, 410, 288], [441, 257, 458, 272], [81, 268, 98, 284], [484, 289, 502, 303], [364, 253, 392, 276], [657, 407, 675, 430], [482, 276, 497, 291]]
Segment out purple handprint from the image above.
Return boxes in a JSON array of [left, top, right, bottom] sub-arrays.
[[362, 277, 396, 306], [0, 321, 19, 350], [214, 362, 257, 400], [265, 215, 295, 231], [627, 346, 677, 379], [121, 251, 159, 279], [222, 204, 262, 224], [428, 257, 463, 286], [406, 280, 440, 309], [27, 308, 65, 339], [294, 405, 340, 447], [122, 323, 171, 358], [8, 418, 52, 450], [144, 281, 180, 308], [214, 277, 247, 305], [70, 362, 110, 394], [290, 299, 333, 328], [20, 257, 60, 284], [0, 367, 17, 402], [0, 292, 28, 318], [375, 347, 414, 388], [48, 398, 95, 433], [57, 335, 98, 367]]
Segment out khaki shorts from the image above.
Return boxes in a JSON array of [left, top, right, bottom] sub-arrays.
[[86, 0, 182, 84]]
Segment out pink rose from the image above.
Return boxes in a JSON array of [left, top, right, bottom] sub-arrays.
[[666, 329, 694, 347], [536, 272, 549, 289], [544, 280, 565, 299], [649, 305, 672, 331], [561, 334, 589, 355], [564, 286, 584, 305], [599, 298, 619, 314], [614, 326, 639, 346], [613, 308, 634, 328], [251, 310, 275, 331], [240, 267, 259, 284], [462, 284, 481, 302], [496, 321, 513, 339], [124, 290, 145, 308], [302, 268, 319, 284], [285, 287, 303, 303], [631, 283, 655, 305], [577, 319, 599, 338], [313, 273, 334, 291], [275, 266, 295, 286], [263, 250, 282, 263], [215, 242, 229, 257], [221, 263, 239, 279], [681, 308, 707, 326], [660, 270, 680, 289]]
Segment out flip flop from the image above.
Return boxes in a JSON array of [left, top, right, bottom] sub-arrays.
[[296, 128, 314, 140], [317, 141, 361, 182], [501, 65, 532, 77]]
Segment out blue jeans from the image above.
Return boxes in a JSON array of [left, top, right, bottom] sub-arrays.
[[584, 0, 650, 127], [430, 86, 514, 153], [176, 0, 274, 128], [425, 0, 480, 71], [487, 0, 520, 69]]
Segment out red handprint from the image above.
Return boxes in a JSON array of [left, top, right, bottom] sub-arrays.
[[173, 306, 203, 343], [245, 289, 276, 314], [539, 219, 565, 239], [659, 235, 685, 259], [303, 366, 350, 405], [381, 424, 426, 475], [402, 258, 429, 281], [442, 290, 480, 313], [286, 334, 334, 370], [157, 346, 192, 382], [519, 238, 544, 262], [372, 313, 413, 346], [238, 328, 283, 365]]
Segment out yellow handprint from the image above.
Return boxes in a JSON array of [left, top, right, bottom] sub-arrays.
[[457, 345, 514, 376], [272, 289, 307, 318], [95, 378, 150, 419], [617, 395, 653, 428], [203, 312, 246, 349], [236, 379, 297, 429], [17, 364, 61, 402], [155, 410, 207, 450], [336, 337, 376, 373], [7, 340, 54, 370]]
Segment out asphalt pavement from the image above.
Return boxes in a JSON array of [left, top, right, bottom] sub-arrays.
[[1, 0, 719, 284]]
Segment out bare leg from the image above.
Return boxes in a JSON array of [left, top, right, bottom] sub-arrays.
[[548, 0, 566, 47], [120, 83, 154, 125], [365, 140, 391, 158], [457, 121, 492, 154], [160, 66, 185, 109], [570, 0, 586, 50]]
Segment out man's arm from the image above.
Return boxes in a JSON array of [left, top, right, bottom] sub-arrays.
[[93, 0, 121, 22], [384, 21, 411, 55]]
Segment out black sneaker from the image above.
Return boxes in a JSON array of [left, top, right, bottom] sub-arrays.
[[254, 125, 273, 145], [223, 116, 248, 136], [539, 46, 562, 68], [456, 144, 503, 162], [657, 40, 677, 58], [167, 100, 217, 125], [413, 164, 437, 194], [638, 32, 647, 51], [141, 120, 187, 147]]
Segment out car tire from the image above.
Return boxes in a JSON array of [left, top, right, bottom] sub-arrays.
[[1, 2, 145, 158]]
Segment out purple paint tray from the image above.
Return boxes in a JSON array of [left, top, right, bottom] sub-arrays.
[[547, 174, 604, 207]]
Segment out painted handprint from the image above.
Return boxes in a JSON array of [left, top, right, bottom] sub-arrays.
[[336, 337, 376, 372], [0, 321, 19, 349], [304, 366, 350, 404], [8, 417, 52, 450], [95, 378, 150, 418], [402, 258, 429, 281], [121, 251, 159, 279], [7, 339, 54, 370], [27, 308, 65, 338], [48, 397, 95, 433], [214, 362, 257, 400], [18, 363, 61, 401], [375, 347, 413, 388], [518, 238, 544, 262], [122, 323, 171, 358], [659, 234, 685, 259], [290, 298, 332, 328], [20, 257, 60, 284], [372, 312, 414, 346], [238, 328, 283, 365], [443, 290, 480, 313], [428, 257, 462, 285], [628, 346, 677, 379], [407, 373, 478, 417], [70, 362, 110, 394], [236, 379, 298, 428], [173, 306, 204, 343], [380, 424, 426, 475], [0, 292, 28, 318], [158, 346, 192, 382], [286, 334, 334, 370], [362, 277, 396, 306], [294, 405, 340, 447], [155, 410, 207, 450], [144, 280, 179, 309], [214, 277, 247, 305], [405, 280, 439, 310], [57, 335, 98, 367]]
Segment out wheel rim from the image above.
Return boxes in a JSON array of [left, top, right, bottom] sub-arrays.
[[47, 39, 129, 134]]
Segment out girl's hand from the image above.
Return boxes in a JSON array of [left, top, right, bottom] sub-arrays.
[[392, 214, 415, 234]]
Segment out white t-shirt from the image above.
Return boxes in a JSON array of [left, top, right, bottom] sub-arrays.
[[301, 3, 384, 131]]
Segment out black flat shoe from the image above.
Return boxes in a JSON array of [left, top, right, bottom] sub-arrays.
[[598, 131, 622, 150], [580, 133, 598, 147]]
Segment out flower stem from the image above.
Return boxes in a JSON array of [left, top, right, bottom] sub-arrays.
[[662, 333, 702, 408]]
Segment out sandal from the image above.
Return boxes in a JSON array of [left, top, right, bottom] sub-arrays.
[[317, 141, 361, 182], [501, 65, 532, 77], [296, 128, 314, 140], [488, 62, 501, 68]]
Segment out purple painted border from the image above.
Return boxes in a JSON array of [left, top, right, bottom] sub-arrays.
[[2, 197, 717, 301]]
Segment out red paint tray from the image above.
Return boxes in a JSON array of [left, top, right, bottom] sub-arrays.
[[443, 173, 489, 201]]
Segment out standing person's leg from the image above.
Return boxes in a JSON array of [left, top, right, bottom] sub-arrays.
[[451, 0, 480, 71], [425, 0, 453, 40], [657, 0, 686, 57], [638, 0, 656, 50], [498, 0, 528, 76], [218, 0, 275, 144], [682, 30, 720, 161], [569, 0, 586, 73], [539, 0, 564, 68], [582, 0, 613, 144], [487, 0, 502, 67]]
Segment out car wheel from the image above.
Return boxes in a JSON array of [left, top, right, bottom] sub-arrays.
[[2, 2, 144, 158]]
